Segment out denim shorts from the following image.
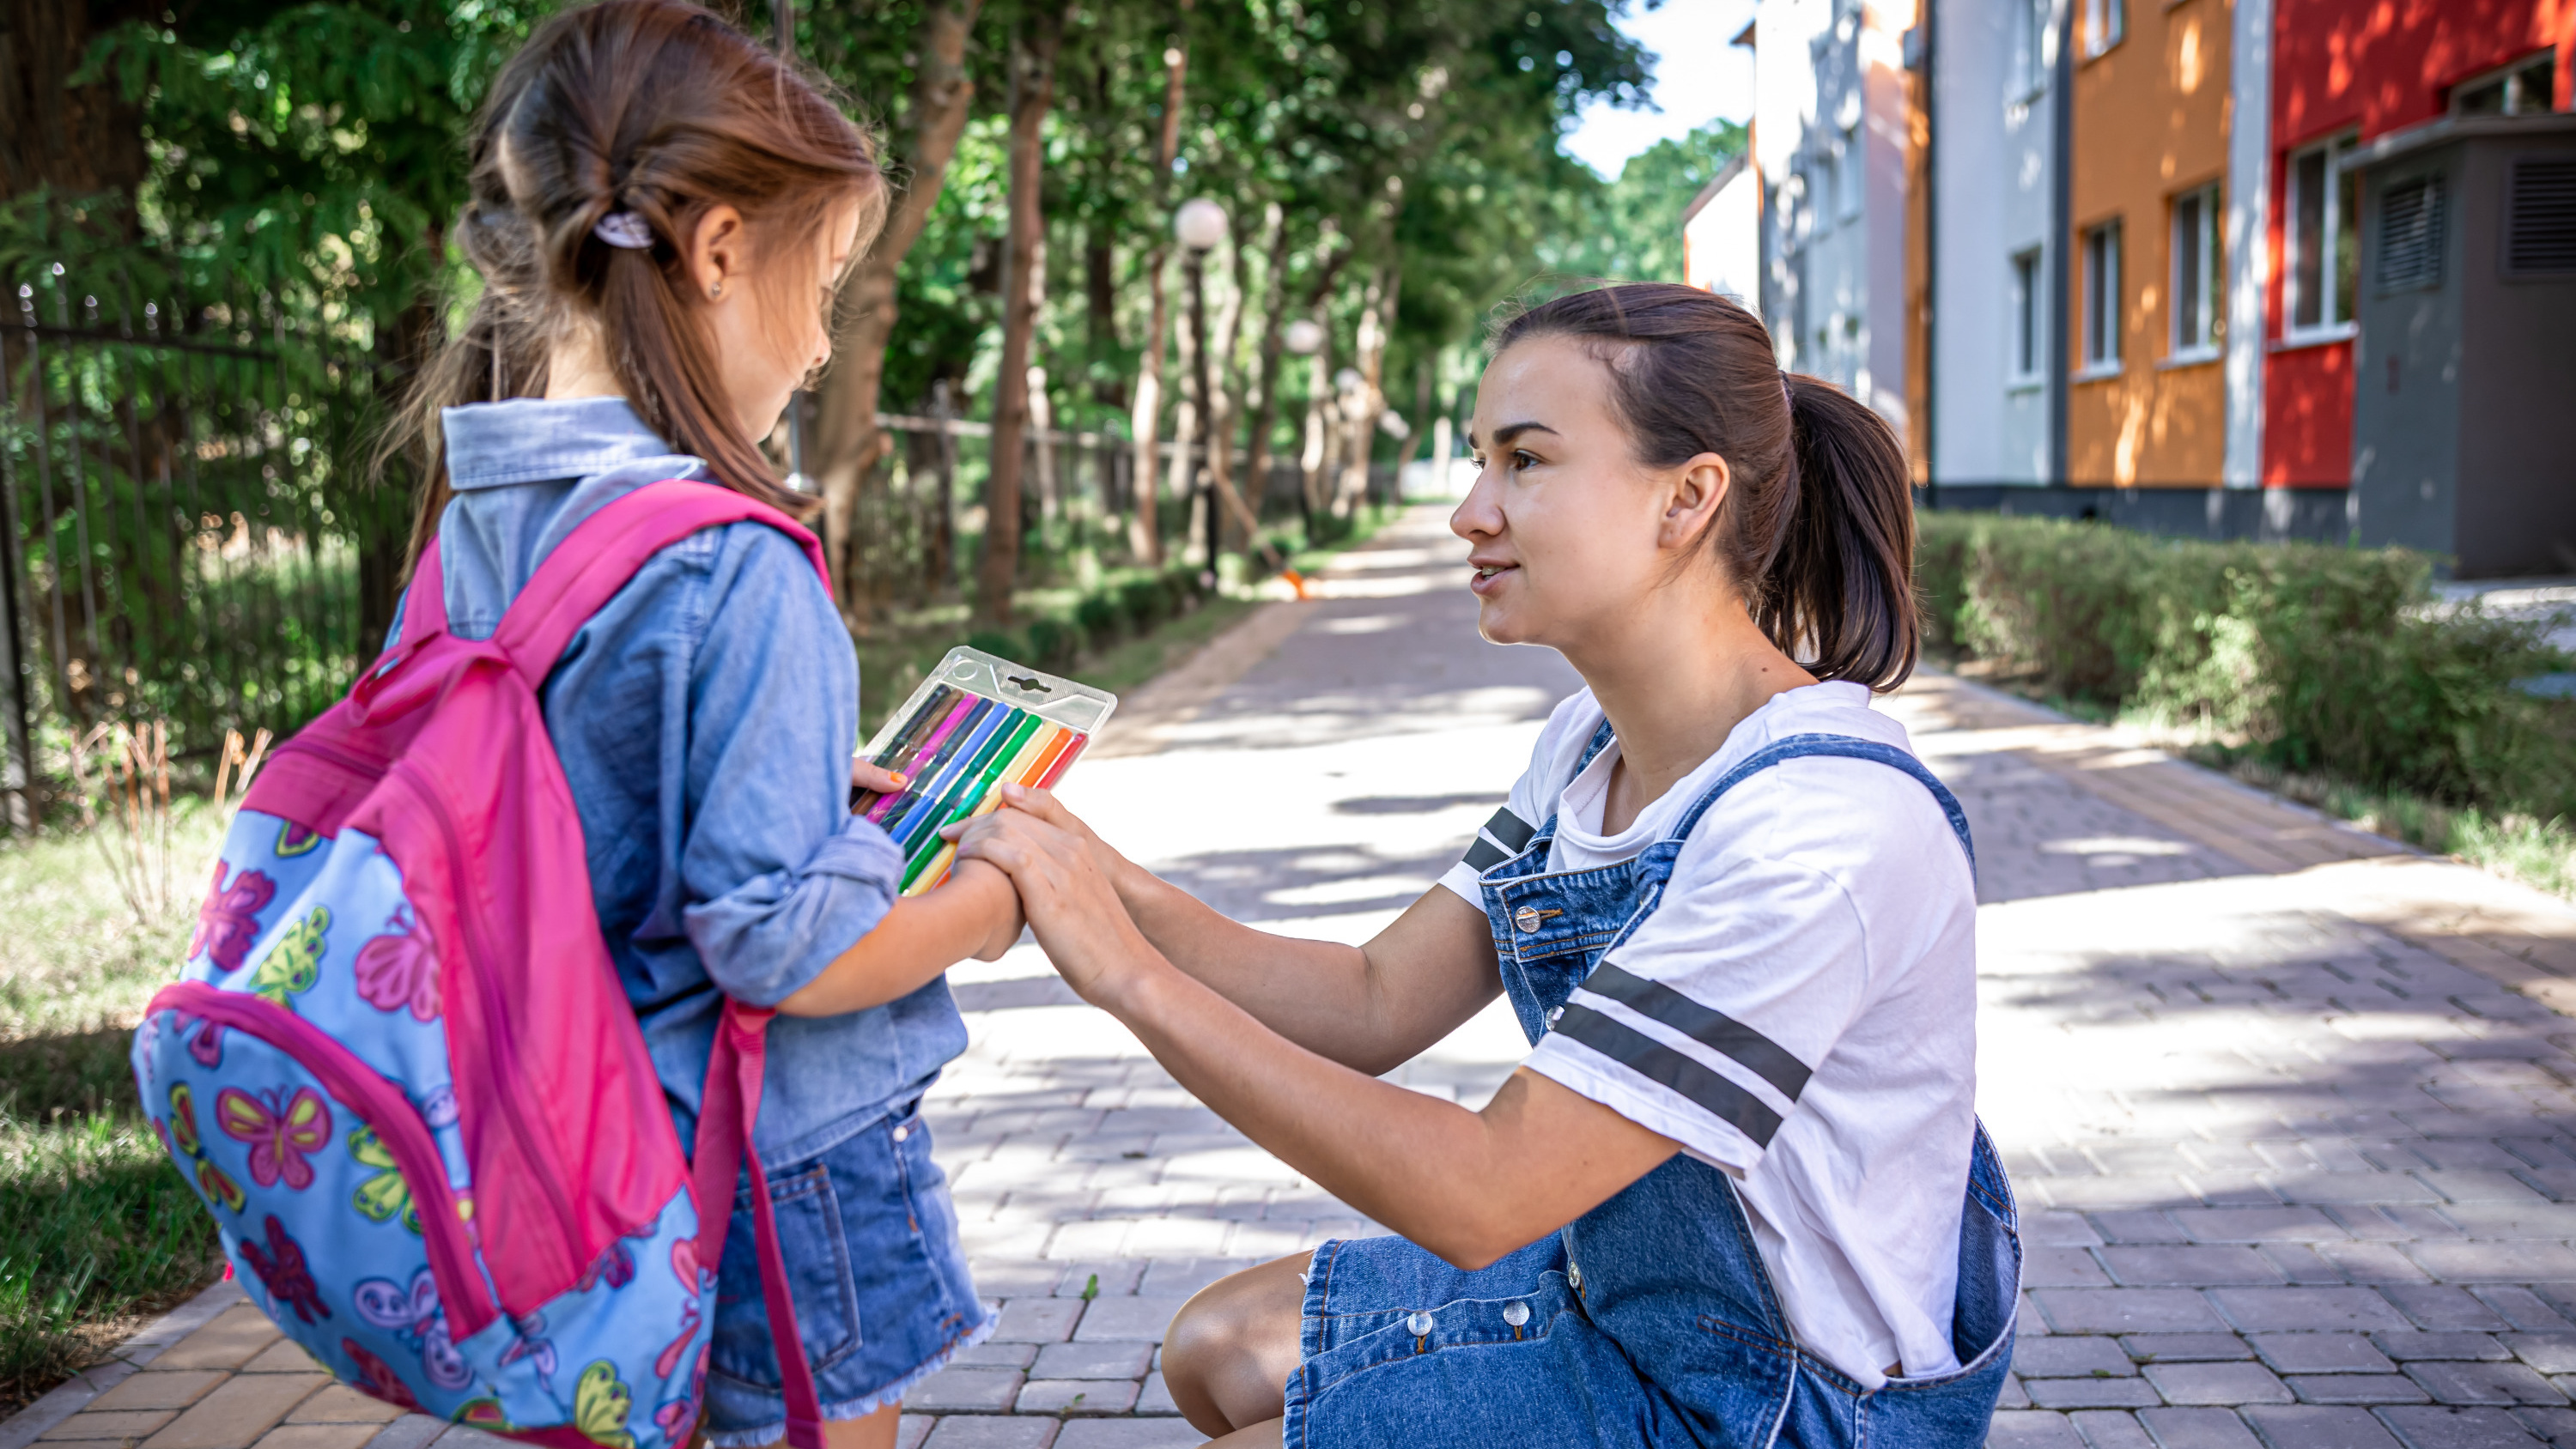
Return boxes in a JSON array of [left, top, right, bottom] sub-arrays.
[[700, 1098, 994, 1445]]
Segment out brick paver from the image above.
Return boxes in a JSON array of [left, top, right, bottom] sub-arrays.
[[19, 506, 2576, 1449]]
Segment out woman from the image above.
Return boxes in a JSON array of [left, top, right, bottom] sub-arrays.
[[956, 283, 2016, 1447]]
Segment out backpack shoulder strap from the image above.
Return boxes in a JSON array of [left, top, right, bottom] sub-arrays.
[[490, 479, 826, 690], [1666, 731, 1976, 871]]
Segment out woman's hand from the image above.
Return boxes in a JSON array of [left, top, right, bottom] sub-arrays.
[[954, 806, 1167, 1009], [984, 784, 1145, 898]]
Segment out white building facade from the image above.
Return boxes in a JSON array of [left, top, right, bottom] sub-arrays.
[[1683, 155, 1762, 306], [1753, 0, 1917, 437], [1925, 0, 2063, 485]]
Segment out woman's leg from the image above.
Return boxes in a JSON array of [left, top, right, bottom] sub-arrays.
[[1161, 1255, 1309, 1438], [738, 1403, 898, 1449]]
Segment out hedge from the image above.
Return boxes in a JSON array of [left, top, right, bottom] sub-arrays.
[[1913, 513, 2576, 822]]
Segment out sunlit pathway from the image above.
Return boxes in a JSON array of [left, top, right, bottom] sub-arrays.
[[18, 506, 2576, 1449]]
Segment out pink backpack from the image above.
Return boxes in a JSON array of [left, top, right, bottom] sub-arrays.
[[131, 481, 829, 1449]]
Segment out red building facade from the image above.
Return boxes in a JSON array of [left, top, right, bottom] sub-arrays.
[[2263, 0, 2574, 486]]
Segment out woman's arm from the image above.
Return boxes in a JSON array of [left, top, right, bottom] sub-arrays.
[[967, 785, 1503, 1075], [957, 808, 1678, 1267]]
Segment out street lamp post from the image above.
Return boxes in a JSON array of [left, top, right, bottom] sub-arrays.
[[1175, 198, 1227, 579]]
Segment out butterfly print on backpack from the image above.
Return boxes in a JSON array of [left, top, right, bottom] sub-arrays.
[[239, 1215, 331, 1325], [216, 1087, 331, 1191], [190, 863, 276, 974], [352, 907, 440, 1022], [353, 1268, 472, 1390]]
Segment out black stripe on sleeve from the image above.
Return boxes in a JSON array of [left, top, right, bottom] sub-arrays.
[[1482, 807, 1536, 853], [1461, 836, 1510, 872], [1553, 1003, 1785, 1149], [1578, 964, 1814, 1103]]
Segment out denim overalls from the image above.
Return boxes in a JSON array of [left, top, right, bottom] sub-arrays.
[[1281, 731, 2020, 1449]]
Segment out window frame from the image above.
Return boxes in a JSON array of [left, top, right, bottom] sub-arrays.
[[2451, 49, 2558, 117], [2079, 219, 2123, 374], [2014, 0, 2051, 100], [2008, 246, 2046, 386], [2168, 182, 2223, 363], [1838, 124, 1864, 220], [2082, 0, 2123, 58], [2283, 132, 2359, 342]]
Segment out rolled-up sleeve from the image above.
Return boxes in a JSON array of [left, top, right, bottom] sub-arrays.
[[676, 524, 903, 1005]]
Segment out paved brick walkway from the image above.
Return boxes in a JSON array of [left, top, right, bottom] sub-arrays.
[[18, 506, 2576, 1449]]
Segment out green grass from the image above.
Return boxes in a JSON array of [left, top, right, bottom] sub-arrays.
[[2189, 747, 2576, 900], [0, 807, 228, 1415]]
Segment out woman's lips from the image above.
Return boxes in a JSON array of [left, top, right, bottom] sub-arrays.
[[1469, 563, 1517, 597]]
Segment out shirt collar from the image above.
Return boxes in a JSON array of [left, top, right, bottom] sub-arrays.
[[440, 397, 696, 490]]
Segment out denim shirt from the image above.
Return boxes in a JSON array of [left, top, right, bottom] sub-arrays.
[[399, 397, 967, 1167]]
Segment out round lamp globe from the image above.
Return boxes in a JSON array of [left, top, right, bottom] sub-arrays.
[[1174, 198, 1229, 252]]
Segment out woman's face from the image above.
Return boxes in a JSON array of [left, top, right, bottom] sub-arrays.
[[702, 197, 865, 441], [1453, 333, 1724, 650]]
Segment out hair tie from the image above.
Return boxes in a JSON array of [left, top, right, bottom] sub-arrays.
[[1781, 377, 1794, 414], [593, 211, 654, 249]]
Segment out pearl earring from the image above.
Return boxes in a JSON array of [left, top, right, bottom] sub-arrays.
[[708, 281, 724, 300]]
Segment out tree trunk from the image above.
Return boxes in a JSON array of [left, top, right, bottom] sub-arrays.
[[1, 0, 151, 205], [1085, 226, 1123, 409], [811, 0, 983, 626], [1125, 27, 1190, 567], [1246, 230, 1346, 519], [975, 6, 1066, 624]]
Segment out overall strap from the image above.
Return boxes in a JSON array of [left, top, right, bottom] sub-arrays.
[[491, 478, 827, 691], [1667, 732, 1975, 870], [1499, 715, 1619, 864]]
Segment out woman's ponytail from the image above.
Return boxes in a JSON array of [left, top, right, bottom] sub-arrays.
[[1772, 374, 1919, 690], [1492, 284, 1921, 691]]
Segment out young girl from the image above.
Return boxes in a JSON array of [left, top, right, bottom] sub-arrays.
[[386, 6, 1017, 1446], [956, 283, 2016, 1447]]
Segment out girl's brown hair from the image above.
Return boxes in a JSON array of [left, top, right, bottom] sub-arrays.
[[389, 0, 887, 563], [1493, 282, 1919, 691]]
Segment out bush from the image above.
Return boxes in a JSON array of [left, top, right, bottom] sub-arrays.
[[963, 628, 1021, 659], [1916, 512, 2574, 821], [1022, 617, 1082, 670], [1074, 591, 1127, 643], [1116, 577, 1170, 630]]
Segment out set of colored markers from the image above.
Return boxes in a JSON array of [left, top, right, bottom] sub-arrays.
[[854, 647, 1119, 896]]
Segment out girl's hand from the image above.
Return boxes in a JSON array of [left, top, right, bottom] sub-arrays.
[[954, 807, 1164, 1008], [851, 758, 910, 797]]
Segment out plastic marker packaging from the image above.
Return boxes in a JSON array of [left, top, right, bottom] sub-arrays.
[[852, 646, 1119, 895]]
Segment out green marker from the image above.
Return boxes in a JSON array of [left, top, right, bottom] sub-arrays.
[[900, 711, 1046, 890]]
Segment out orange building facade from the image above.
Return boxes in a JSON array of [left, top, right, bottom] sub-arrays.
[[2065, 0, 2236, 486]]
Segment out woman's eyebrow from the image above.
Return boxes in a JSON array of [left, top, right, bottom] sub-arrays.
[[1472, 421, 1561, 449]]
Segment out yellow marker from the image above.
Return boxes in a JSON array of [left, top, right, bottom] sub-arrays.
[[901, 724, 1066, 895]]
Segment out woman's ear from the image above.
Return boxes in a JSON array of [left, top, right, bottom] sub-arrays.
[[1659, 453, 1731, 553], [688, 204, 747, 302]]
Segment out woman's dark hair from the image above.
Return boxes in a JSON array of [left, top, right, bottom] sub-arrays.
[[386, 0, 887, 564], [1492, 282, 1919, 691]]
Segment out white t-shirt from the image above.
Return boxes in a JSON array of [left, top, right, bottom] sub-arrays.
[[1437, 682, 1978, 1389]]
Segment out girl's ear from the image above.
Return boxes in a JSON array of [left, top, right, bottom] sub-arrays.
[[1659, 453, 1731, 554], [688, 204, 748, 301]]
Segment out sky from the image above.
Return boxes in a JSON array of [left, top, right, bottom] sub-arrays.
[[1562, 0, 1757, 179]]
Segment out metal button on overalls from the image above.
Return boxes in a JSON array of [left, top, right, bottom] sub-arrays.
[[1514, 905, 1544, 933]]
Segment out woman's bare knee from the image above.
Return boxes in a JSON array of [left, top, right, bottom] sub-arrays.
[[1161, 1256, 1307, 1437]]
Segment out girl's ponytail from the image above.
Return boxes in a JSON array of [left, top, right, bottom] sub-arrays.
[[1773, 374, 1919, 690], [384, 0, 887, 569], [1492, 283, 1921, 691]]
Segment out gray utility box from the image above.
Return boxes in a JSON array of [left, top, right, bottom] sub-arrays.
[[2346, 113, 2576, 578]]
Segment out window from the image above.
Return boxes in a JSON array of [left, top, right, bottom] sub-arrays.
[[1811, 155, 1837, 235], [1839, 125, 1864, 218], [2081, 221, 2122, 370], [2286, 135, 2359, 334], [2082, 0, 2123, 56], [2452, 51, 2557, 117], [2010, 247, 2044, 380], [2170, 183, 2221, 358], [2014, 0, 2050, 98]]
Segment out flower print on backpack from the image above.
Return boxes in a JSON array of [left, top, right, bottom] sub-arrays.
[[354, 906, 440, 1022], [191, 862, 276, 974], [354, 1268, 473, 1390], [216, 1086, 331, 1190]]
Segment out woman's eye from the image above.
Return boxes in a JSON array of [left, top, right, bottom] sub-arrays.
[[1510, 451, 1538, 472]]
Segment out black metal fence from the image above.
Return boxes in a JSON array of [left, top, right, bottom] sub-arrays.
[[0, 261, 392, 823]]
